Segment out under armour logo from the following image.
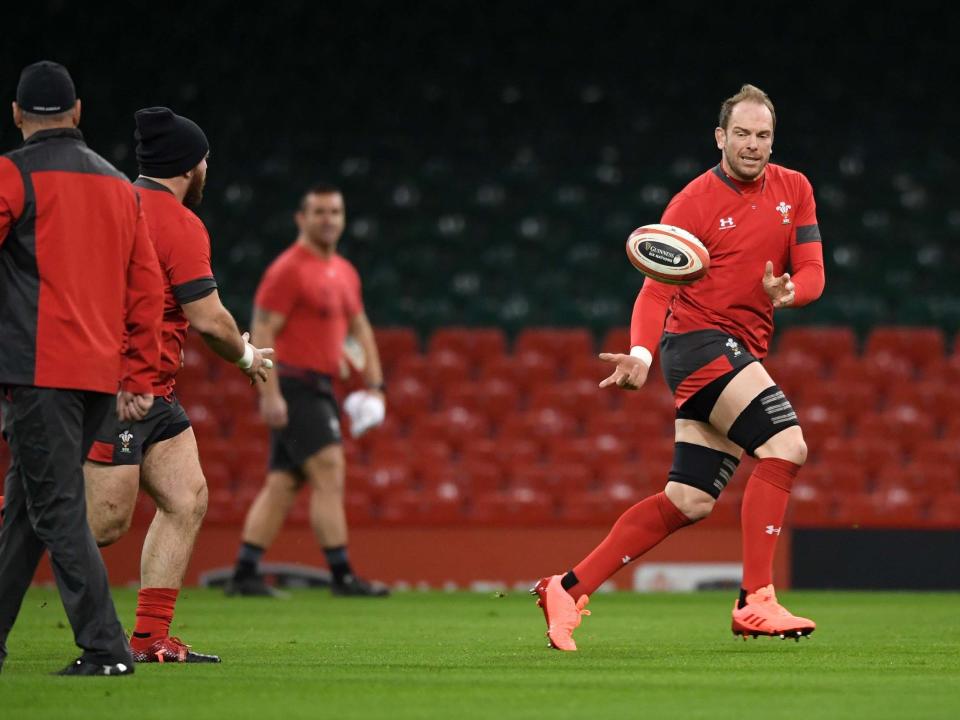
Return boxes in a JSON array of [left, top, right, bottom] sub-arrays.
[[621, 555, 631, 565], [719, 216, 735, 229], [765, 525, 782, 535]]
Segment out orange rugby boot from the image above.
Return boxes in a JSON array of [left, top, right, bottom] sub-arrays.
[[731, 584, 816, 641], [530, 574, 591, 651]]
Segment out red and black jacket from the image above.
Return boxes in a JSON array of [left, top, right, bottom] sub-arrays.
[[0, 128, 163, 395]]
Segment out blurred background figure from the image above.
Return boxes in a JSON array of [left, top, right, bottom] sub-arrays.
[[226, 185, 387, 597]]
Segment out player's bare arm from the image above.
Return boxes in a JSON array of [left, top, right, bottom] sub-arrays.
[[251, 306, 289, 428], [181, 289, 274, 382], [347, 311, 385, 402]]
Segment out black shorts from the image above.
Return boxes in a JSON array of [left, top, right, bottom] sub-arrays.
[[87, 394, 191, 465], [660, 329, 758, 420], [269, 373, 342, 473]]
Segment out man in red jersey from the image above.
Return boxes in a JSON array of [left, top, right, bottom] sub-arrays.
[[533, 84, 825, 650], [0, 62, 163, 676], [226, 184, 388, 597], [84, 107, 273, 663]]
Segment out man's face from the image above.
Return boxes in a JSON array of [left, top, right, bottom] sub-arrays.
[[715, 101, 774, 182], [184, 157, 207, 207], [296, 192, 345, 249]]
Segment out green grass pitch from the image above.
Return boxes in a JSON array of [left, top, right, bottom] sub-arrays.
[[2, 588, 958, 719]]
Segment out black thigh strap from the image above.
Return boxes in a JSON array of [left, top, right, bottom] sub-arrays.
[[727, 385, 799, 456], [668, 442, 740, 500]]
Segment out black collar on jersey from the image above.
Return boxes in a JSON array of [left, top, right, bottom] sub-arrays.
[[23, 127, 85, 146], [712, 163, 765, 195], [134, 176, 175, 195]]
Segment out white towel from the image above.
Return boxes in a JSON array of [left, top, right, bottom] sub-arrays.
[[343, 390, 386, 438]]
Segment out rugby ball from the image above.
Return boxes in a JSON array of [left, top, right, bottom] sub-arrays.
[[626, 224, 710, 285]]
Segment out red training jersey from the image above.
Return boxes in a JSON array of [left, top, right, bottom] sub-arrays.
[[0, 129, 163, 395], [255, 243, 363, 376], [631, 163, 824, 360], [134, 178, 218, 396]]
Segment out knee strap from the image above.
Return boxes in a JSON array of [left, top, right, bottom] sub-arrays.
[[727, 385, 799, 457], [668, 442, 740, 500]]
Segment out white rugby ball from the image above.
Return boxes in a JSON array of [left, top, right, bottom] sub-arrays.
[[625, 224, 710, 285]]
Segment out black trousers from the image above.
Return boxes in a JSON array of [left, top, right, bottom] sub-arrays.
[[0, 386, 132, 667]]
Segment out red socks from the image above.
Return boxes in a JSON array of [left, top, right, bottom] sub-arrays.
[[130, 587, 179, 651], [568, 492, 692, 597], [741, 458, 800, 592]]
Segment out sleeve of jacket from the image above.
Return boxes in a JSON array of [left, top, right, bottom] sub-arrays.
[[121, 198, 164, 394]]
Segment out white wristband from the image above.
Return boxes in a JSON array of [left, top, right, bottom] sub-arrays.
[[236, 342, 255, 369], [630, 345, 653, 367]]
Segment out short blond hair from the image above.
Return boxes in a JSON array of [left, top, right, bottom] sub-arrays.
[[718, 84, 776, 130]]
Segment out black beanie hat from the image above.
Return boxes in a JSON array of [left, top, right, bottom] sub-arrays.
[[134, 107, 209, 178], [17, 61, 76, 114]]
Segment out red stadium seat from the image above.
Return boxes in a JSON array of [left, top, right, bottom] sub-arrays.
[[497, 408, 577, 442], [363, 459, 413, 502], [559, 489, 637, 525], [479, 351, 559, 393], [393, 351, 471, 387], [927, 494, 960, 528], [388, 376, 434, 423], [528, 379, 611, 422], [854, 408, 936, 453], [545, 435, 631, 477], [584, 411, 669, 443], [428, 327, 507, 364], [408, 407, 489, 450], [515, 328, 595, 361], [818, 436, 903, 477], [762, 349, 826, 398], [508, 462, 593, 493], [799, 404, 847, 448], [865, 326, 945, 370], [374, 327, 420, 366], [912, 438, 960, 468], [879, 461, 960, 496], [600, 327, 631, 353], [833, 492, 925, 528], [776, 326, 857, 368], [380, 486, 467, 525], [461, 436, 541, 468], [469, 488, 556, 525], [598, 462, 655, 495], [795, 380, 877, 424], [832, 355, 914, 393]]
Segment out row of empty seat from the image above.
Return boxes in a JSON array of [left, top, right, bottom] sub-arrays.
[[2, 325, 956, 528], [174, 325, 959, 528]]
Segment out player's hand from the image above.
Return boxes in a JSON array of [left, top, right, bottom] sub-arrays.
[[239, 332, 275, 384], [598, 353, 649, 391], [260, 393, 288, 429], [117, 391, 154, 422], [763, 260, 795, 308]]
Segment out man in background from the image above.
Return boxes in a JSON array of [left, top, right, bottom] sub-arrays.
[[226, 185, 388, 597]]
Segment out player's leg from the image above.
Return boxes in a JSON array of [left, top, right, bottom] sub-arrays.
[[302, 444, 388, 597], [561, 419, 741, 596], [707, 361, 815, 638], [533, 331, 750, 650], [130, 426, 219, 662], [83, 463, 140, 547], [226, 469, 301, 595], [83, 399, 148, 547]]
